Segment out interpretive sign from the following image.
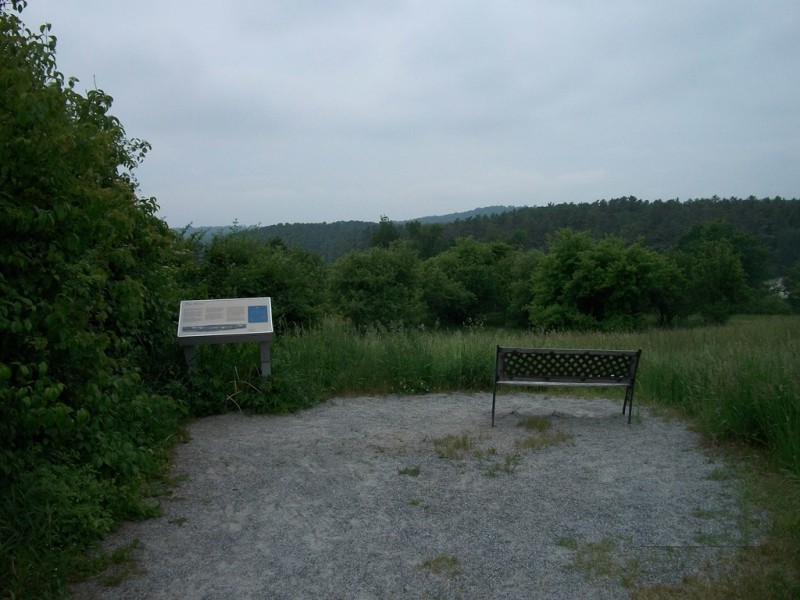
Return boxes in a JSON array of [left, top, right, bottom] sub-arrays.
[[177, 297, 274, 377]]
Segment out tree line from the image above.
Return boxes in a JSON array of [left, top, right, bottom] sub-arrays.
[[198, 217, 794, 335], [241, 195, 800, 272]]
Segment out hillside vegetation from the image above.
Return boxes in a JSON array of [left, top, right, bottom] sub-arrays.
[[230, 196, 800, 267]]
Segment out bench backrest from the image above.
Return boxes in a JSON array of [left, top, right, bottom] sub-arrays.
[[495, 346, 641, 385]]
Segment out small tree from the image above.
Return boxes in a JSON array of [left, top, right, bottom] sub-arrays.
[[330, 243, 426, 329], [504, 248, 543, 327], [370, 214, 401, 248], [645, 251, 689, 326], [422, 237, 515, 326], [676, 220, 771, 287], [404, 219, 447, 258], [528, 229, 683, 330], [785, 260, 800, 314], [675, 238, 750, 324]]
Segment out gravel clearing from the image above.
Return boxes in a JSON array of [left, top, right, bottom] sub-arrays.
[[74, 393, 762, 599]]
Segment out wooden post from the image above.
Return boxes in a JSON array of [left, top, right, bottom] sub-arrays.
[[183, 345, 198, 372], [259, 341, 271, 378]]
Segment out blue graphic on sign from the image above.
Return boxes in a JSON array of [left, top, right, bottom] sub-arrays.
[[248, 305, 269, 323]]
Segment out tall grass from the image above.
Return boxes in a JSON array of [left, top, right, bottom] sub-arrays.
[[274, 320, 495, 395], [215, 315, 799, 479], [633, 316, 800, 477], [260, 314, 799, 597]]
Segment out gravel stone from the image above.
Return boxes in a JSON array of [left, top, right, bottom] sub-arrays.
[[73, 393, 762, 599]]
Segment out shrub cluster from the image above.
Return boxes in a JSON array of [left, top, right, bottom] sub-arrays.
[[329, 224, 783, 330], [204, 216, 786, 335], [0, 5, 188, 596]]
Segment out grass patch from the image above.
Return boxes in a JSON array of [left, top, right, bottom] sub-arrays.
[[432, 433, 476, 460], [418, 554, 462, 578], [517, 415, 553, 432], [557, 537, 580, 551], [568, 538, 622, 579], [561, 537, 642, 590], [398, 466, 421, 476], [473, 446, 498, 460], [72, 539, 143, 590], [432, 432, 527, 477], [514, 429, 572, 451], [706, 466, 737, 481], [484, 453, 521, 477], [691, 508, 718, 520], [513, 414, 572, 453]]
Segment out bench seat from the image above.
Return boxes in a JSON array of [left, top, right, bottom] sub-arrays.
[[491, 346, 642, 425]]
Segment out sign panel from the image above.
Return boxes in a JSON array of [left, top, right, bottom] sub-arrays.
[[177, 297, 273, 339]]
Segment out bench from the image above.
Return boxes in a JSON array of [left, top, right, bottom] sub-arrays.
[[491, 346, 642, 426]]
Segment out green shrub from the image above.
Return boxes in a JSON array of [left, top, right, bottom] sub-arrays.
[[330, 243, 427, 329], [1, 5, 187, 596], [191, 234, 327, 331]]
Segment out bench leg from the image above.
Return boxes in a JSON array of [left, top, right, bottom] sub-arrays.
[[623, 386, 634, 424], [491, 383, 498, 427]]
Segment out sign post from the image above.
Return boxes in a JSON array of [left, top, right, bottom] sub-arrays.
[[177, 297, 274, 377]]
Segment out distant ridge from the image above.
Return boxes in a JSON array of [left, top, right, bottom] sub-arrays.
[[175, 197, 800, 272], [404, 205, 521, 224], [175, 206, 523, 261], [179, 225, 235, 242], [179, 205, 522, 233]]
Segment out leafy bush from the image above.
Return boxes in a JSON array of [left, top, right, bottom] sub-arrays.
[[191, 233, 328, 331], [422, 237, 515, 326], [528, 229, 683, 330], [1, 4, 186, 596], [330, 243, 427, 329]]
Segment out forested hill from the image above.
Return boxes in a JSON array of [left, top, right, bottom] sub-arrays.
[[238, 196, 799, 270], [244, 220, 376, 261], [231, 206, 518, 261], [406, 204, 518, 224], [442, 197, 800, 273]]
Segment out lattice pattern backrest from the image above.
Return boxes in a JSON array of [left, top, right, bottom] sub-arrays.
[[501, 350, 635, 382]]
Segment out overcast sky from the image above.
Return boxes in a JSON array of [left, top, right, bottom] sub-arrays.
[[20, 1, 800, 227]]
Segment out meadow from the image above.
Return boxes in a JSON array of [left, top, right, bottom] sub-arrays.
[[206, 315, 799, 478]]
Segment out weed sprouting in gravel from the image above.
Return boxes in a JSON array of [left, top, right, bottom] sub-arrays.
[[432, 433, 476, 460], [418, 554, 462, 578], [398, 466, 421, 476]]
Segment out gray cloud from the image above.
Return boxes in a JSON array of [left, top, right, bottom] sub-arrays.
[[20, 0, 800, 226]]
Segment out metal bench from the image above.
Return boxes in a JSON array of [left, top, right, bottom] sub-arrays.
[[491, 346, 642, 425]]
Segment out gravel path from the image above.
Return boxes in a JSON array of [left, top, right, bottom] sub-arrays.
[[74, 393, 760, 599]]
